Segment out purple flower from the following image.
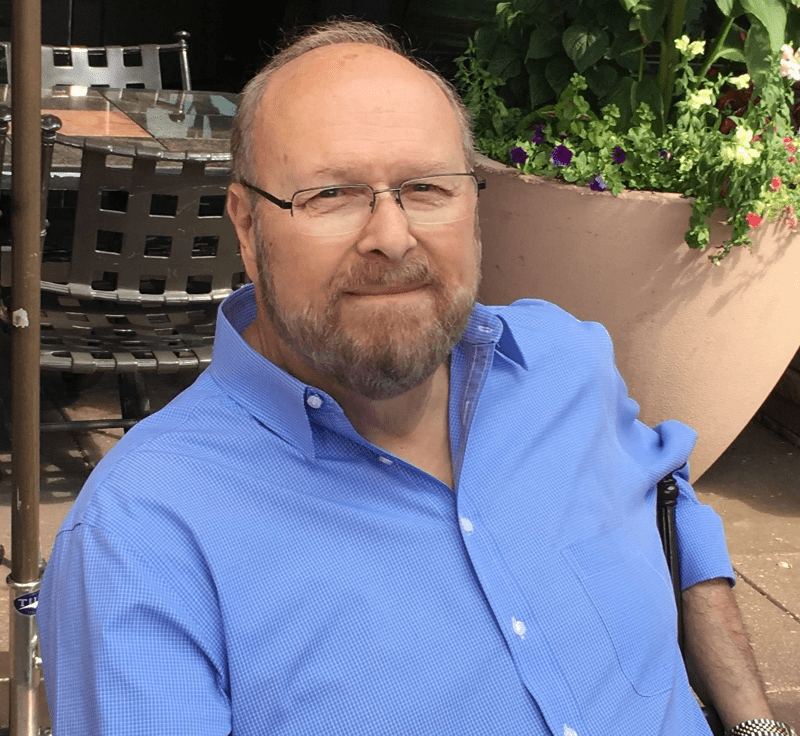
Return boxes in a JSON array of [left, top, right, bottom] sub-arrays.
[[510, 146, 528, 165], [612, 146, 627, 164], [530, 124, 545, 144], [659, 149, 673, 161], [551, 145, 573, 167], [589, 174, 608, 191]]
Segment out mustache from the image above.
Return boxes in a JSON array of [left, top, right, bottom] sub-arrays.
[[330, 258, 437, 294]]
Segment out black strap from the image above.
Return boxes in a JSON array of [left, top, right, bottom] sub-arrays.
[[656, 474, 725, 735]]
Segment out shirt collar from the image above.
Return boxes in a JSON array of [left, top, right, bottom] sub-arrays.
[[208, 285, 529, 454]]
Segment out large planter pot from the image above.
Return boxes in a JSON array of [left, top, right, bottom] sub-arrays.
[[476, 153, 800, 480]]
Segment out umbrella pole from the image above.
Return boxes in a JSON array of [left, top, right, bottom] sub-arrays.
[[8, 0, 43, 733]]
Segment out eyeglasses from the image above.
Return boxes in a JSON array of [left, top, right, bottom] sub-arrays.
[[239, 172, 486, 236]]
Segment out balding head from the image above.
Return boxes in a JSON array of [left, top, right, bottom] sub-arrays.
[[230, 20, 476, 185]]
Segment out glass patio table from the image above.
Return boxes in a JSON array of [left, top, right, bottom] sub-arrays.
[[0, 86, 238, 185]]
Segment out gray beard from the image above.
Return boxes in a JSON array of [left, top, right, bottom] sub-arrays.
[[252, 220, 479, 400]]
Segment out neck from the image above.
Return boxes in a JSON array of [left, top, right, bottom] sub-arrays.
[[243, 314, 455, 489], [336, 362, 454, 489]]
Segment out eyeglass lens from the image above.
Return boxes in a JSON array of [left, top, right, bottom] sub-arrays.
[[291, 174, 478, 235]]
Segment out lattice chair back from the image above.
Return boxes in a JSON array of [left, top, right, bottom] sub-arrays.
[[39, 296, 217, 374], [41, 139, 246, 306], [1, 31, 191, 90]]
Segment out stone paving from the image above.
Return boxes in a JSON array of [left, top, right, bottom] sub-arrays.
[[0, 370, 797, 727]]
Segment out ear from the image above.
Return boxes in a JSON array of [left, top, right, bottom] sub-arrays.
[[227, 183, 259, 283]]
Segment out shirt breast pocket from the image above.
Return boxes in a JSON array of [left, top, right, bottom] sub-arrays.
[[562, 532, 680, 697]]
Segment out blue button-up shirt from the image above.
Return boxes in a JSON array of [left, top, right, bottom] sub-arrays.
[[39, 284, 732, 735]]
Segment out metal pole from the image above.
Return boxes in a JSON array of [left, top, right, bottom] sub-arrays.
[[9, 0, 42, 732]]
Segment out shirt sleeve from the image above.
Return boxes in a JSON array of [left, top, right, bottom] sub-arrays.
[[669, 456, 736, 589], [580, 312, 735, 591], [38, 522, 231, 736]]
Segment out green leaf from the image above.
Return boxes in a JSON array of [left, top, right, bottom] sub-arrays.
[[715, 47, 746, 62], [632, 0, 670, 43], [487, 42, 523, 80], [608, 29, 645, 72], [585, 64, 620, 98], [715, 0, 736, 14], [683, 0, 707, 35], [632, 75, 664, 130], [526, 24, 562, 60], [743, 20, 774, 91], [786, 7, 800, 38], [545, 56, 575, 97], [473, 26, 500, 57], [606, 76, 636, 125], [526, 58, 556, 108], [562, 25, 609, 74], [741, 0, 787, 52]]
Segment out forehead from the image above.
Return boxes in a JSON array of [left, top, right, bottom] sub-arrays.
[[253, 44, 464, 180]]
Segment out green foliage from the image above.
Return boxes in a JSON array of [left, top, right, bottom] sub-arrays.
[[456, 0, 800, 262]]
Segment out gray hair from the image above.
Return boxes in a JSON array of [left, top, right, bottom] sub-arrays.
[[230, 19, 476, 184]]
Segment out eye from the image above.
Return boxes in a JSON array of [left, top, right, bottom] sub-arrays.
[[316, 187, 342, 199], [409, 182, 436, 192]]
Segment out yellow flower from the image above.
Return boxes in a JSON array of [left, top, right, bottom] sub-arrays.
[[675, 36, 690, 52], [721, 141, 760, 165], [731, 73, 750, 90], [687, 89, 714, 109], [689, 40, 706, 56], [675, 36, 705, 59]]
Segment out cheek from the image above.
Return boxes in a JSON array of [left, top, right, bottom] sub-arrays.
[[433, 221, 480, 286], [266, 238, 344, 309]]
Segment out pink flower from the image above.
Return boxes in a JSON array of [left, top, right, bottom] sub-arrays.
[[745, 212, 763, 227], [770, 176, 783, 191], [790, 156, 798, 165]]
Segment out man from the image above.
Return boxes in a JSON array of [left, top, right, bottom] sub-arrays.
[[38, 20, 791, 736]]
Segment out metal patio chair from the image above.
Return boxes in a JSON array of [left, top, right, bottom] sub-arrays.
[[2, 132, 246, 432], [1, 30, 192, 90]]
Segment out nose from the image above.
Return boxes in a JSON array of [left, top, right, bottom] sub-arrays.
[[355, 189, 417, 261]]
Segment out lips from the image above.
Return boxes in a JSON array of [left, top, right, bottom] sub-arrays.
[[343, 281, 428, 296]]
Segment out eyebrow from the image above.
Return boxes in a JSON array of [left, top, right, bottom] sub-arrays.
[[309, 162, 460, 182]]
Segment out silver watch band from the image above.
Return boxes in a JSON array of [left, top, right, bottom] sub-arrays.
[[726, 719, 797, 736]]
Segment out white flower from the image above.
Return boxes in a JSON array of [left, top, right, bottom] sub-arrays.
[[687, 89, 714, 109], [736, 145, 760, 165], [733, 126, 754, 146], [731, 73, 750, 90], [779, 44, 800, 80]]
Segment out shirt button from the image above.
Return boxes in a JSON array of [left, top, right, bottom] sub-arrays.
[[512, 617, 526, 639], [459, 517, 474, 533], [306, 394, 323, 409], [378, 456, 393, 465]]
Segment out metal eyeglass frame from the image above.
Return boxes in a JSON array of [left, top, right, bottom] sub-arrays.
[[238, 172, 487, 218]]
